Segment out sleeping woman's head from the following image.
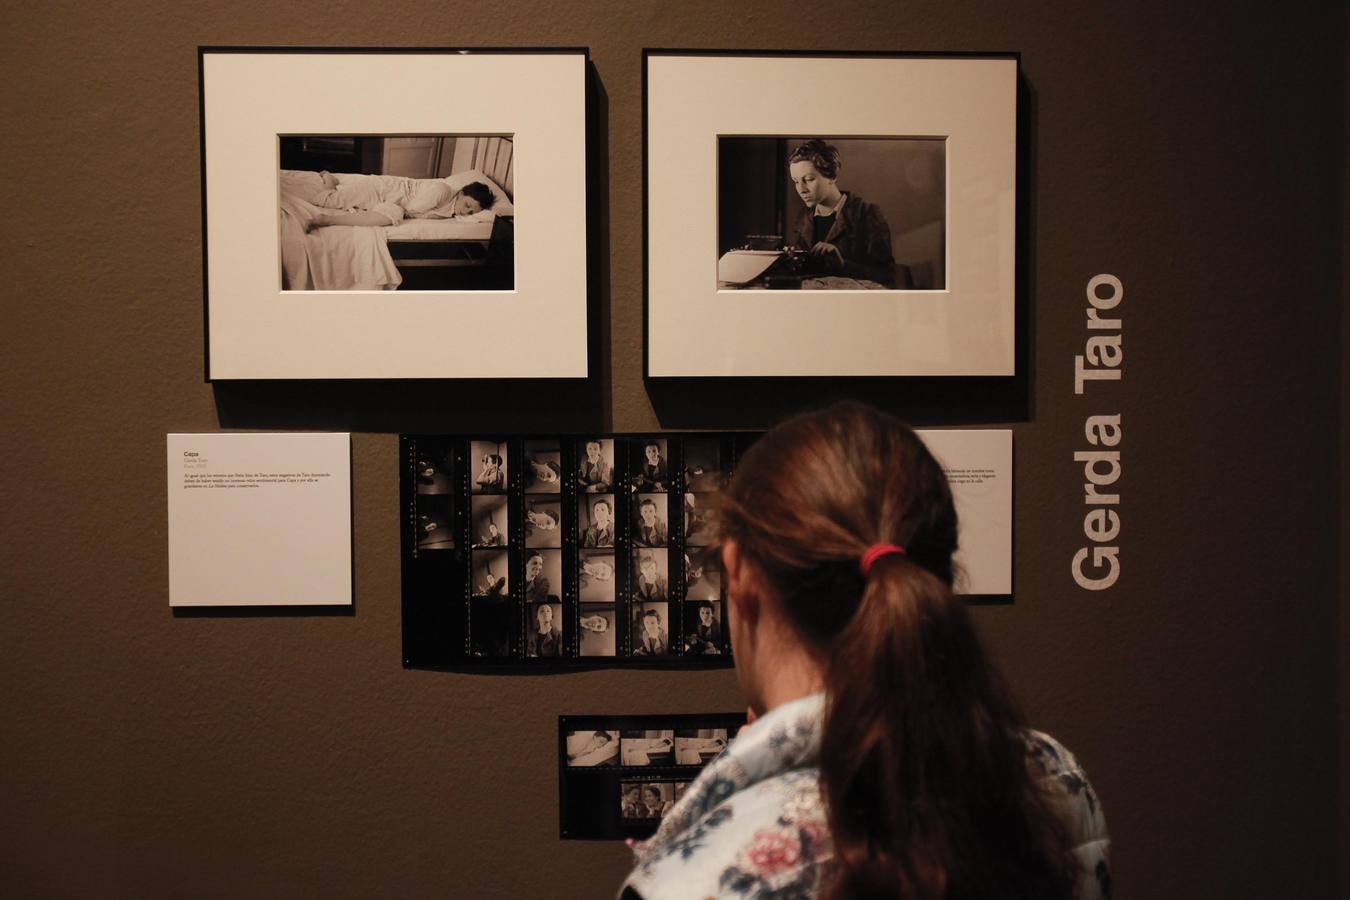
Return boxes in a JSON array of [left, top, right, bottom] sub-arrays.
[[456, 181, 496, 216]]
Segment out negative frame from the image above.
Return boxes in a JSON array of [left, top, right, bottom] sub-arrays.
[[558, 712, 747, 840], [400, 429, 1012, 673], [644, 51, 1018, 378], [200, 47, 589, 380]]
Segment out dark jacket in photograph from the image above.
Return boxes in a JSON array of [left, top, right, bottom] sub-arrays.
[[637, 520, 668, 547], [582, 524, 614, 548], [790, 192, 896, 287], [636, 575, 668, 603], [529, 625, 562, 657], [525, 576, 551, 602]]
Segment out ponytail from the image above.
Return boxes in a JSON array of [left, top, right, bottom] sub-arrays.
[[820, 555, 952, 898], [820, 556, 1074, 899]]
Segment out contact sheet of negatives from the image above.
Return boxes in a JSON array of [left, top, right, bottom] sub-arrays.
[[559, 713, 747, 839], [402, 433, 752, 669]]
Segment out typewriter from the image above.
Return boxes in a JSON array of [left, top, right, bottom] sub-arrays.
[[717, 234, 811, 288]]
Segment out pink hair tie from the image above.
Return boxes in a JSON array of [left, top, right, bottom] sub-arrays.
[[859, 543, 906, 576]]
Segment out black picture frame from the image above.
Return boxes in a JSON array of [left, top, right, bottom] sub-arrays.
[[199, 46, 592, 381], [643, 50, 1022, 382]]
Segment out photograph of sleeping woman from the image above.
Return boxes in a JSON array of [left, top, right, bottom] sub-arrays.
[[277, 134, 515, 292], [717, 136, 945, 291]]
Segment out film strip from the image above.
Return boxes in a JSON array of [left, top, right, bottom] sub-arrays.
[[402, 433, 756, 669], [558, 713, 748, 839]]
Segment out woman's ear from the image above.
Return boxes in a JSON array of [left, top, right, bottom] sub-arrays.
[[722, 540, 759, 629]]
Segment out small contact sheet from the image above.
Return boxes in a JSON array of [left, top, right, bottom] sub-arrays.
[[402, 433, 753, 669], [559, 713, 747, 839]]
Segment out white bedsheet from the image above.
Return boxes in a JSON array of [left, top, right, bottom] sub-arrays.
[[278, 188, 402, 291], [384, 218, 495, 241], [277, 169, 509, 289]]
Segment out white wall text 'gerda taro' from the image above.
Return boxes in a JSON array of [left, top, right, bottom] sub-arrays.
[[1072, 275, 1122, 591]]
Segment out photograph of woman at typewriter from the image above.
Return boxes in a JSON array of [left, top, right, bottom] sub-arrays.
[[716, 136, 945, 291]]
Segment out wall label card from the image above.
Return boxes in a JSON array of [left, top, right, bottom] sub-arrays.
[[920, 429, 1013, 597], [167, 432, 352, 607]]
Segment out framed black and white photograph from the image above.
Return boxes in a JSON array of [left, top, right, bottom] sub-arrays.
[[200, 48, 588, 379], [645, 51, 1017, 377]]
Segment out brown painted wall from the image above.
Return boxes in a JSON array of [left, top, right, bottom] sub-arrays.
[[1, 1, 1343, 897]]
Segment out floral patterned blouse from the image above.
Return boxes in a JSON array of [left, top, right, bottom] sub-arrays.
[[619, 693, 1111, 900]]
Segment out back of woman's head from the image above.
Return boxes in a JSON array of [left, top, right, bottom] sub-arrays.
[[720, 402, 1074, 900]]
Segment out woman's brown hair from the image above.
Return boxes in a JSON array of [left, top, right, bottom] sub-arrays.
[[789, 139, 842, 179], [718, 402, 1076, 900]]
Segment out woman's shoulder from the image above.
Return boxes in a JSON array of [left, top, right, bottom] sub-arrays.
[[843, 192, 887, 219], [1023, 730, 1112, 899], [1023, 729, 1103, 813], [622, 769, 831, 900]]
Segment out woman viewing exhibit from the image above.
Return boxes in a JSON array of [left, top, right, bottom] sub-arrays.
[[787, 139, 897, 287], [620, 402, 1110, 899]]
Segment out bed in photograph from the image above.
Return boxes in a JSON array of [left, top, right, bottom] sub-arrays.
[[278, 147, 515, 292]]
